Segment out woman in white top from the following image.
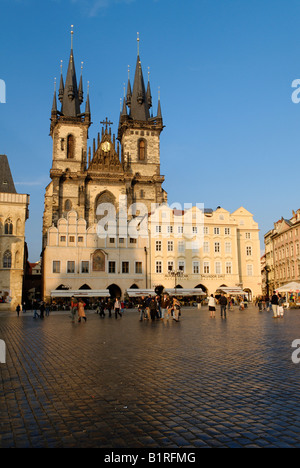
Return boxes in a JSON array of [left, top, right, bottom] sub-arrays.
[[208, 294, 216, 318]]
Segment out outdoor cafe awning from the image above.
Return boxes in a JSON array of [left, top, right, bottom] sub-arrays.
[[50, 289, 110, 298], [164, 288, 206, 296], [276, 282, 300, 293], [217, 287, 245, 295], [126, 289, 156, 297]]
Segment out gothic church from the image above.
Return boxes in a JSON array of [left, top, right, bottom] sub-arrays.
[[42, 33, 167, 300]]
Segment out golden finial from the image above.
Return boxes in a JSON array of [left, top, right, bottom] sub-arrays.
[[60, 60, 63, 74], [148, 67, 150, 83], [71, 24, 74, 49], [137, 32, 140, 56]]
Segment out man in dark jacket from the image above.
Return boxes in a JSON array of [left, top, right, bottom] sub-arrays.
[[149, 298, 158, 321], [160, 294, 170, 320], [219, 294, 227, 318], [271, 291, 279, 318]]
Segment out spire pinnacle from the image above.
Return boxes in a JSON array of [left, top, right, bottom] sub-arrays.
[[137, 32, 140, 56], [85, 80, 91, 122], [51, 77, 57, 113], [71, 24, 74, 50]]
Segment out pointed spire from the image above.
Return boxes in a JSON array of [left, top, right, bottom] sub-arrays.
[[51, 78, 57, 114], [126, 65, 132, 108], [58, 60, 64, 102], [78, 62, 84, 104], [147, 67, 152, 108], [130, 35, 150, 121], [157, 86, 162, 120], [84, 81, 91, 122], [60, 25, 82, 118]]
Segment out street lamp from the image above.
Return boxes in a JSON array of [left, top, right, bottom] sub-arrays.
[[167, 269, 184, 294], [264, 265, 271, 298]]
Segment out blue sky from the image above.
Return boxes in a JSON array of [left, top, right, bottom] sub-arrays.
[[1, 0, 300, 261]]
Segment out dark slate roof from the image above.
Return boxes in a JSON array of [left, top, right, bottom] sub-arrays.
[[60, 48, 82, 118], [0, 155, 17, 193], [130, 55, 151, 121]]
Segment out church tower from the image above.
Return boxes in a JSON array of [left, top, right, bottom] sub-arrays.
[[43, 27, 91, 246], [118, 35, 167, 212]]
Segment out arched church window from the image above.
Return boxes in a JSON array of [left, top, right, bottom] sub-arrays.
[[138, 139, 146, 161], [67, 134, 75, 159], [65, 199, 72, 212], [95, 191, 116, 222], [92, 250, 105, 272], [16, 218, 22, 236], [3, 251, 12, 269], [4, 218, 13, 235]]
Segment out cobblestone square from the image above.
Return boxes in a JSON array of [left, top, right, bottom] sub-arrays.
[[1, 305, 300, 448]]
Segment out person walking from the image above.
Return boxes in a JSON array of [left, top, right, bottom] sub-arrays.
[[78, 299, 87, 322], [278, 294, 285, 318], [138, 296, 146, 321], [271, 291, 279, 318], [39, 301, 45, 319], [33, 299, 40, 319], [219, 294, 227, 318], [99, 299, 106, 318], [114, 298, 122, 319], [149, 298, 158, 321], [70, 297, 78, 322], [208, 294, 216, 318], [172, 297, 181, 322], [107, 299, 112, 317], [161, 294, 170, 320], [16, 304, 21, 316]]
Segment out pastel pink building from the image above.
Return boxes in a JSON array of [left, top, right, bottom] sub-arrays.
[[265, 209, 300, 291]]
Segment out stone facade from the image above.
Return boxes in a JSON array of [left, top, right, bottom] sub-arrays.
[[264, 209, 300, 291], [42, 39, 262, 302], [43, 204, 262, 301], [0, 187, 30, 311]]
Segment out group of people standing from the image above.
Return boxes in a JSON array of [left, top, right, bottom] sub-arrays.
[[138, 294, 181, 322], [95, 298, 124, 319], [256, 292, 285, 318], [208, 293, 248, 318]]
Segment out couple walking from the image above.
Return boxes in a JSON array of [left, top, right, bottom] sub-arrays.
[[208, 294, 227, 318], [71, 298, 87, 323]]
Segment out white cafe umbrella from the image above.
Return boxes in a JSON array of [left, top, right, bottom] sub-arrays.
[[276, 282, 300, 293]]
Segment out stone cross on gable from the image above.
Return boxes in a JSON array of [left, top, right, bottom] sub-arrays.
[[100, 117, 113, 133]]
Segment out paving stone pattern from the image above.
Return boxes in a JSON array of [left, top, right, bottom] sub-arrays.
[[1, 306, 300, 448]]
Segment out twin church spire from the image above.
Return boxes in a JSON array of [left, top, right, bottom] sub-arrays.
[[50, 26, 90, 130], [50, 29, 162, 133], [121, 33, 162, 124]]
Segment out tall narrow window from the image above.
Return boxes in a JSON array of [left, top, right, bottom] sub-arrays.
[[4, 219, 13, 235], [138, 139, 146, 161], [3, 251, 12, 268], [67, 134, 75, 159]]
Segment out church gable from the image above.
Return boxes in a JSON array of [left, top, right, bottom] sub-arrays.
[[88, 122, 122, 174]]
